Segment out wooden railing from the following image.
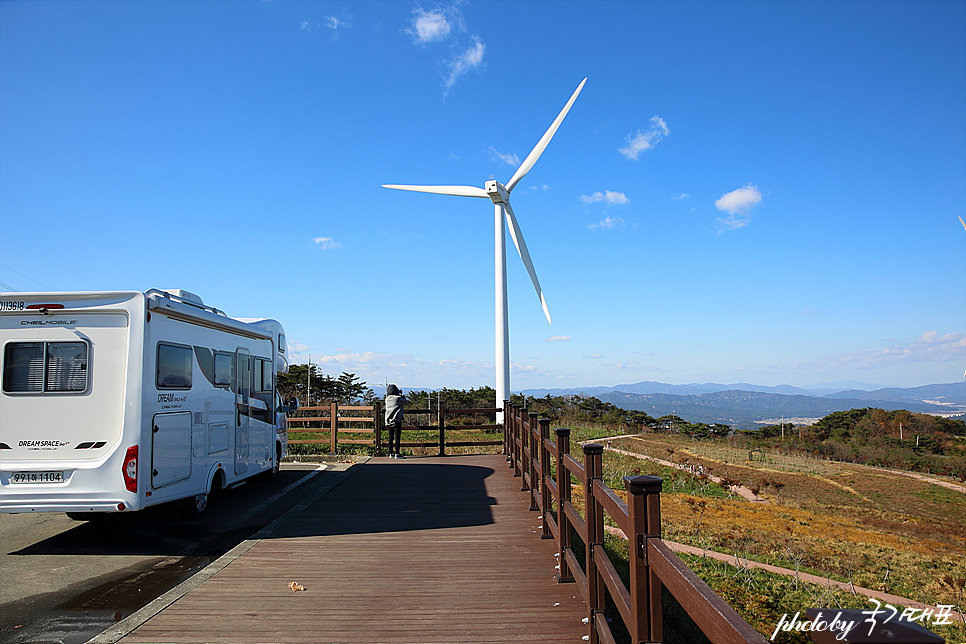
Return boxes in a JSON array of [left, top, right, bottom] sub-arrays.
[[504, 402, 768, 644], [286, 403, 502, 456]]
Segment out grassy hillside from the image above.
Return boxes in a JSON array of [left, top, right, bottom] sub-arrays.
[[580, 429, 966, 643]]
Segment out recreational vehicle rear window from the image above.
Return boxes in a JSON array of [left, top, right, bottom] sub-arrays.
[[157, 343, 192, 389], [2, 341, 90, 394]]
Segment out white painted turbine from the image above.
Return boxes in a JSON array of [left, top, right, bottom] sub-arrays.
[[383, 78, 586, 418]]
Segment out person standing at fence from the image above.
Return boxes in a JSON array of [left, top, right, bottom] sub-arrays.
[[384, 384, 408, 459]]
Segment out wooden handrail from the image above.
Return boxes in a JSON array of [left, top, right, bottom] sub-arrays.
[[504, 402, 769, 644], [286, 402, 502, 456]]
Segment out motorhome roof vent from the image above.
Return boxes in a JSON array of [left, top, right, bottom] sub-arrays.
[[160, 289, 204, 306]]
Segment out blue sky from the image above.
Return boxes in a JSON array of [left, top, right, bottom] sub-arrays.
[[1, 0, 964, 392]]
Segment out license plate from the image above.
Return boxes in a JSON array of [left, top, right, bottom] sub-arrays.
[[10, 471, 64, 484]]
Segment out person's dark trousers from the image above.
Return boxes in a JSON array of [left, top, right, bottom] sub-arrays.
[[388, 422, 402, 455]]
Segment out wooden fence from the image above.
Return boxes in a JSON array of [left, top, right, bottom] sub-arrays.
[[286, 403, 503, 456], [504, 402, 769, 644]]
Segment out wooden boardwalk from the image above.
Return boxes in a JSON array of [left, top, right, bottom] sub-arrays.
[[114, 455, 588, 643]]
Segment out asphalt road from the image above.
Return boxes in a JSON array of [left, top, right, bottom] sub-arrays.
[[0, 463, 338, 644]]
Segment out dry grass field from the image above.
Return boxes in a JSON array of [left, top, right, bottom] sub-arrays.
[[593, 432, 966, 643]]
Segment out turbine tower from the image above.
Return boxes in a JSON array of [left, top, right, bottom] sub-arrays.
[[383, 78, 586, 419]]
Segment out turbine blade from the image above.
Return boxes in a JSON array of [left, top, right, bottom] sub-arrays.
[[960, 215, 966, 231], [382, 184, 488, 198], [504, 201, 551, 325], [506, 78, 587, 193]]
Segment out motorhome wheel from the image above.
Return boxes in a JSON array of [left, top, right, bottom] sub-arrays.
[[182, 492, 209, 519]]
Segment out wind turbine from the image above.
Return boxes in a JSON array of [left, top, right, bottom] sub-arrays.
[[383, 78, 586, 419]]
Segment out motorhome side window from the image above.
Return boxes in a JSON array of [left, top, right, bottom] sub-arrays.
[[252, 358, 272, 394], [214, 352, 232, 388], [157, 343, 192, 389], [2, 341, 90, 394]]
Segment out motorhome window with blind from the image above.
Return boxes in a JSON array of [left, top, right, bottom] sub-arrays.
[[157, 343, 192, 389], [2, 341, 90, 394]]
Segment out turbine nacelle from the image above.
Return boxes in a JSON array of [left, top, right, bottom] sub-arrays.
[[485, 180, 510, 205]]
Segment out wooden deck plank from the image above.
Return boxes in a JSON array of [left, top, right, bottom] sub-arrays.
[[117, 455, 588, 644]]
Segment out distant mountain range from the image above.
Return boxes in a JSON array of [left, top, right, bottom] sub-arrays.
[[520, 381, 966, 429]]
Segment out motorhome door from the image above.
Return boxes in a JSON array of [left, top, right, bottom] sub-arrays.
[[234, 348, 250, 475]]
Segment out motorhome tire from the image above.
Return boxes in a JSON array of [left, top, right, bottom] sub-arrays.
[[259, 445, 281, 481], [182, 492, 209, 519]]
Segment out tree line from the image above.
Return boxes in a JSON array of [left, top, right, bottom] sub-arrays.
[[277, 364, 372, 407], [274, 373, 965, 478]]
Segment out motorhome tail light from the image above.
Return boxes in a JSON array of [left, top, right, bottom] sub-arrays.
[[117, 503, 126, 511], [122, 446, 138, 492], [25, 303, 65, 310]]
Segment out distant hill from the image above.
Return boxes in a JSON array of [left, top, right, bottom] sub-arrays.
[[518, 380, 965, 430], [823, 382, 966, 406], [596, 390, 959, 429], [521, 381, 821, 398]]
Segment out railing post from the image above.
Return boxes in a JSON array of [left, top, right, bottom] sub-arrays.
[[624, 475, 664, 644], [520, 408, 531, 490], [539, 418, 552, 539], [503, 400, 513, 460], [511, 405, 522, 477], [373, 401, 383, 456], [583, 443, 605, 644], [328, 401, 338, 455], [555, 427, 574, 583], [437, 400, 446, 457], [527, 411, 539, 508]]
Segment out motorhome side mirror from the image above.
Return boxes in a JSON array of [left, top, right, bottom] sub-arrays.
[[287, 397, 299, 412]]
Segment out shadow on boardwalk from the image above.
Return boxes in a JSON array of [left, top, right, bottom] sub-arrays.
[[107, 455, 588, 644], [271, 462, 498, 538]]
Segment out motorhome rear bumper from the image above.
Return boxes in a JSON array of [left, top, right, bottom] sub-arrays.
[[0, 487, 139, 513], [0, 499, 131, 514]]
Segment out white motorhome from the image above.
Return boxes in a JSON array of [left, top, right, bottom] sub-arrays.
[[0, 289, 293, 518]]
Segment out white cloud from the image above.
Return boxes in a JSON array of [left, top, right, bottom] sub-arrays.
[[487, 146, 519, 166], [546, 336, 571, 342], [287, 348, 493, 389], [588, 216, 625, 230], [619, 116, 669, 160], [301, 11, 352, 34], [817, 332, 966, 370], [714, 184, 762, 231], [405, 3, 483, 95], [406, 7, 454, 44], [312, 236, 342, 249], [323, 11, 352, 31], [715, 184, 762, 215], [580, 190, 629, 206], [672, 193, 691, 201], [443, 35, 485, 91]]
